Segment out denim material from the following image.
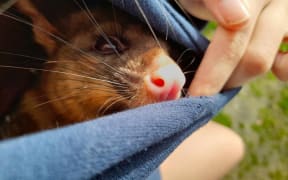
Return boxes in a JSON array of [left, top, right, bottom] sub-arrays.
[[0, 89, 240, 179], [0, 0, 240, 179], [147, 170, 162, 180], [110, 0, 209, 55]]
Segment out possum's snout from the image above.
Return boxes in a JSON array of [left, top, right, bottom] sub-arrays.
[[143, 49, 186, 101]]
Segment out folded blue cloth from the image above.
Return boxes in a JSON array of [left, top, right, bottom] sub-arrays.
[[0, 0, 240, 179], [0, 90, 239, 180], [110, 0, 209, 55]]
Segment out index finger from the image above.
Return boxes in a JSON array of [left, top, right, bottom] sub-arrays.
[[188, 26, 249, 96], [188, 1, 266, 96]]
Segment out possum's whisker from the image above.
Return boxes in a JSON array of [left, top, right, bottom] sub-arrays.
[[47, 76, 130, 90], [0, 54, 118, 89], [101, 96, 128, 116], [0, 50, 114, 81], [47, 59, 122, 82], [31, 89, 85, 109], [176, 48, 194, 64], [156, 1, 169, 40], [172, 0, 203, 52], [184, 70, 196, 75], [1, 11, 124, 76], [43, 76, 129, 89], [73, 0, 123, 59], [98, 95, 127, 116], [26, 85, 125, 106], [109, 2, 135, 65], [0, 51, 47, 62], [0, 51, 92, 70], [83, 0, 134, 63], [97, 96, 119, 116], [29, 88, 123, 111], [0, 51, 97, 66], [52, 65, 114, 83], [181, 88, 188, 97], [183, 56, 196, 71], [76, 53, 137, 84], [75, 53, 124, 78], [30, 85, 130, 110], [0, 50, 87, 66], [0, 65, 128, 87], [155, 0, 177, 41], [133, 0, 162, 48], [173, 0, 198, 28], [111, 4, 122, 38], [45, 55, 132, 88]]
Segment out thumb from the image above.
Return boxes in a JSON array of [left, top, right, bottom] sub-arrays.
[[203, 0, 250, 29]]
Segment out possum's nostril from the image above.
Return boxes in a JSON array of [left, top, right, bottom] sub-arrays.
[[142, 48, 186, 101], [144, 63, 186, 101], [151, 77, 165, 87]]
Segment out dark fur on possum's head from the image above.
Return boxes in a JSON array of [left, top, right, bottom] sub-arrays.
[[0, 0, 197, 139]]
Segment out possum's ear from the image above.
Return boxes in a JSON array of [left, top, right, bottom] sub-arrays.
[[16, 0, 59, 55]]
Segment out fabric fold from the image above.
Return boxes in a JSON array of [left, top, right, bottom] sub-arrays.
[[109, 0, 209, 54], [0, 88, 240, 179]]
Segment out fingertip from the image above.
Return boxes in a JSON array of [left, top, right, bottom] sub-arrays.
[[206, 0, 250, 30], [188, 81, 220, 97], [221, 18, 250, 31]]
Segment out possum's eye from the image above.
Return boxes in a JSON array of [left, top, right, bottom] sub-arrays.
[[93, 36, 128, 55]]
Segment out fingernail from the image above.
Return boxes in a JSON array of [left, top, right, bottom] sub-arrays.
[[218, 0, 250, 26]]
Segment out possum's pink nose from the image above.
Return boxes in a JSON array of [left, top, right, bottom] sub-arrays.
[[144, 53, 186, 101]]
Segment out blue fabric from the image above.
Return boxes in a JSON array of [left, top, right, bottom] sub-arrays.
[[0, 89, 239, 180], [147, 170, 162, 180], [0, 0, 240, 179], [110, 0, 209, 55]]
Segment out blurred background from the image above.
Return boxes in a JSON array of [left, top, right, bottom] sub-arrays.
[[203, 22, 288, 180]]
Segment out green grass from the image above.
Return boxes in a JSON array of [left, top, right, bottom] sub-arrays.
[[201, 21, 217, 39], [279, 42, 288, 53], [222, 75, 288, 180], [202, 22, 288, 179], [214, 112, 233, 128]]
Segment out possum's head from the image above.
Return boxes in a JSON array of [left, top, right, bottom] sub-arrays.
[[17, 0, 186, 124]]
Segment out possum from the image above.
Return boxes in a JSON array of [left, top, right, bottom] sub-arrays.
[[0, 0, 198, 139]]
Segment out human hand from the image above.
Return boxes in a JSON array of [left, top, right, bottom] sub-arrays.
[[179, 0, 288, 96]]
